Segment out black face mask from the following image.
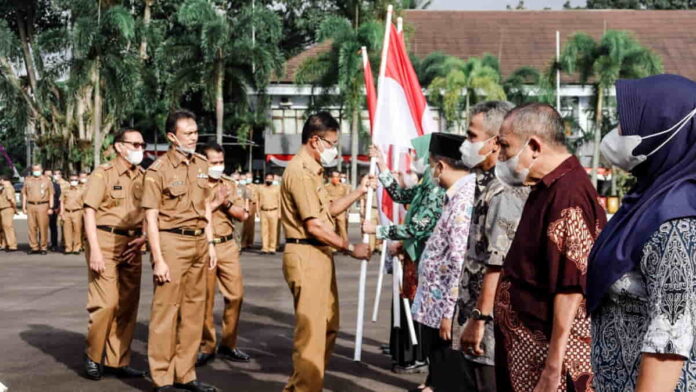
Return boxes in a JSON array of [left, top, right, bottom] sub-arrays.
[[265, 181, 272, 185]]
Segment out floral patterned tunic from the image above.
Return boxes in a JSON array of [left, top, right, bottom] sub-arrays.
[[591, 218, 696, 392], [494, 156, 606, 392], [411, 174, 476, 329]]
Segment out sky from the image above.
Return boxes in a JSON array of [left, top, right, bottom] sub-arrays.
[[428, 0, 588, 10]]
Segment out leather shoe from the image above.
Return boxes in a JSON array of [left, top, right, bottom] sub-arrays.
[[153, 386, 177, 392], [173, 380, 217, 392], [84, 356, 102, 380], [217, 345, 250, 362], [195, 352, 215, 367], [103, 365, 148, 378]]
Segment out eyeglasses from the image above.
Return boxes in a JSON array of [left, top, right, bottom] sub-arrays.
[[318, 136, 338, 147], [120, 141, 147, 149]]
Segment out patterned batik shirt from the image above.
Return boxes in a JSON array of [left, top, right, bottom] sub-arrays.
[[591, 218, 696, 392], [493, 156, 607, 392], [376, 170, 446, 263], [411, 173, 476, 329], [451, 167, 530, 366]]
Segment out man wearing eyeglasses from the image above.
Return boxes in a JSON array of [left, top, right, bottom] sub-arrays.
[[82, 129, 149, 381]]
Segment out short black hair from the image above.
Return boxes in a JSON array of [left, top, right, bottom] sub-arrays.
[[201, 142, 224, 158], [112, 129, 140, 147], [166, 109, 196, 135], [301, 112, 340, 144]]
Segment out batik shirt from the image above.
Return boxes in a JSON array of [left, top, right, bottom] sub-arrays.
[[412, 174, 476, 329], [376, 170, 445, 262], [451, 167, 529, 366], [592, 218, 696, 392], [494, 156, 606, 392]]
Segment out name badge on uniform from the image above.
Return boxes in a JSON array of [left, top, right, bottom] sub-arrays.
[[197, 173, 209, 179], [113, 185, 123, 190]]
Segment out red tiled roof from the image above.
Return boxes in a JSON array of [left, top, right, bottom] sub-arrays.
[[277, 10, 696, 83]]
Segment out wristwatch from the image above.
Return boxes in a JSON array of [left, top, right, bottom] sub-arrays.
[[471, 308, 494, 322]]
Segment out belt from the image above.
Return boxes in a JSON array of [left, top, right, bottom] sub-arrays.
[[160, 227, 205, 237], [97, 225, 143, 237], [286, 238, 326, 247], [28, 201, 48, 205], [261, 207, 278, 211], [65, 208, 82, 213], [212, 234, 236, 245]]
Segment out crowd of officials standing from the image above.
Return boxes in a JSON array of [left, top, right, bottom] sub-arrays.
[[1, 73, 696, 392]]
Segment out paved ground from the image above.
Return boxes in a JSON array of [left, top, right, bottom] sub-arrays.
[[0, 221, 423, 392]]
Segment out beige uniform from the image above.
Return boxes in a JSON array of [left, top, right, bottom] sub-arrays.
[[242, 183, 257, 248], [281, 149, 338, 392], [83, 158, 144, 368], [22, 175, 54, 251], [201, 176, 245, 354], [257, 184, 281, 253], [142, 148, 210, 387], [324, 182, 350, 243], [61, 185, 84, 253], [0, 180, 17, 250]]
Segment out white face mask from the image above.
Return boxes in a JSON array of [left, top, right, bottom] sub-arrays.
[[600, 107, 696, 172], [495, 140, 532, 187], [70, 180, 78, 187], [32, 171, 41, 177], [80, 178, 87, 184], [273, 180, 279, 186], [169, 134, 195, 155], [208, 165, 224, 179], [125, 149, 143, 166], [410, 157, 427, 175], [340, 178, 346, 184], [319, 143, 338, 166], [459, 136, 494, 169]]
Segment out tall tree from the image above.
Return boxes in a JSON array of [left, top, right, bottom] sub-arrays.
[[559, 29, 662, 189]]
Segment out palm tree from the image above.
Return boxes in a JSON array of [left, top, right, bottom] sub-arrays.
[[559, 29, 662, 188]]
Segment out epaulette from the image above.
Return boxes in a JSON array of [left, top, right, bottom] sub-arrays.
[[221, 174, 234, 182], [148, 158, 163, 171], [100, 162, 113, 170], [192, 152, 208, 161]]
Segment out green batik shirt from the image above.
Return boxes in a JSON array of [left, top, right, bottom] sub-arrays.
[[376, 170, 445, 262]]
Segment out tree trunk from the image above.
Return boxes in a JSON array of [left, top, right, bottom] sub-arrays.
[[139, 0, 153, 60], [92, 58, 103, 168], [591, 87, 604, 189], [350, 108, 359, 189], [215, 59, 224, 145], [15, 16, 38, 94]]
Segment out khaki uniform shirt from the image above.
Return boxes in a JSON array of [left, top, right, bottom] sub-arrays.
[[83, 158, 144, 229], [257, 184, 281, 211], [280, 149, 334, 240], [57, 178, 70, 196], [141, 148, 210, 230], [232, 182, 246, 208], [61, 186, 84, 211], [0, 180, 16, 209], [22, 175, 54, 204], [211, 176, 243, 238], [246, 183, 258, 207]]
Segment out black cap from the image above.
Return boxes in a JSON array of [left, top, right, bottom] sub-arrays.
[[429, 132, 466, 161]]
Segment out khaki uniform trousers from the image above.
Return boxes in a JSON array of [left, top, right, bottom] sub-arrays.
[[148, 232, 207, 387], [260, 209, 279, 253], [201, 240, 244, 354], [0, 207, 17, 250], [242, 205, 256, 248], [282, 244, 339, 392], [27, 203, 49, 251], [85, 229, 142, 367], [334, 214, 348, 243], [63, 210, 83, 253]]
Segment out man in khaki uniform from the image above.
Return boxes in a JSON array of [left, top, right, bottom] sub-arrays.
[[60, 174, 84, 254], [257, 173, 281, 254], [82, 129, 148, 381], [22, 164, 54, 254], [324, 171, 349, 243], [241, 172, 257, 249], [142, 109, 222, 392], [0, 175, 18, 251], [281, 112, 374, 392], [196, 143, 252, 367]]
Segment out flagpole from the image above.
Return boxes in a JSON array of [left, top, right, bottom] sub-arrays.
[[354, 4, 393, 362]]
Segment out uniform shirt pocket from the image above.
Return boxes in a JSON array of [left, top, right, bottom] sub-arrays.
[[165, 181, 186, 198]]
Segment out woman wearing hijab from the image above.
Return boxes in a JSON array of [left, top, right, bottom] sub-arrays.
[[588, 74, 696, 392]]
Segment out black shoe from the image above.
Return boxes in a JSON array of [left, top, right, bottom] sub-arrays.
[[103, 365, 148, 378], [153, 386, 177, 392], [84, 356, 102, 380], [173, 380, 217, 392], [40, 250, 47, 255], [270, 251, 276, 255], [29, 250, 39, 255], [195, 352, 215, 367], [393, 361, 428, 374], [73, 251, 80, 255], [217, 346, 250, 362]]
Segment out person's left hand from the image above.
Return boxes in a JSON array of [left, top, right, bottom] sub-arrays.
[[47, 208, 53, 216], [533, 366, 561, 392], [439, 318, 453, 341], [359, 174, 377, 194], [212, 185, 231, 210], [460, 319, 485, 356], [362, 220, 377, 235], [208, 245, 218, 269], [121, 236, 147, 264]]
